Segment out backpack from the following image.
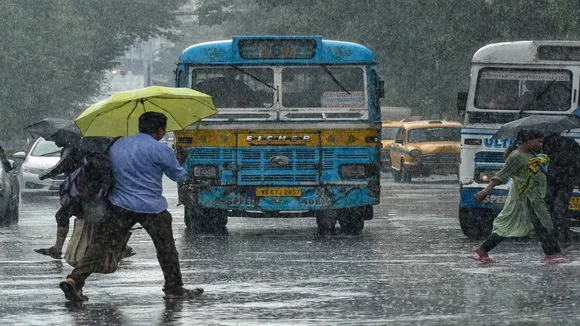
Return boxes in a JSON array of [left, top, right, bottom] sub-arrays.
[[59, 139, 118, 223]]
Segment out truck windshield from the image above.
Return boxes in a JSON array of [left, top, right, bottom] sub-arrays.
[[281, 67, 365, 108], [191, 67, 275, 108], [474, 68, 572, 111]]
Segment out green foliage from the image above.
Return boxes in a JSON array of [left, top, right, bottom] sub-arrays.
[[194, 0, 580, 119], [0, 0, 187, 139]]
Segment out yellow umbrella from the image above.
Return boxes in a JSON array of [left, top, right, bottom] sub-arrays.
[[75, 86, 217, 137]]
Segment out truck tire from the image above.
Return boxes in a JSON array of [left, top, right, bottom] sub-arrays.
[[185, 205, 228, 234], [316, 210, 337, 235], [338, 206, 369, 235], [458, 207, 493, 239]]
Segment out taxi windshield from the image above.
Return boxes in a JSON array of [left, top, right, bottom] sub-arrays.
[[408, 127, 460, 143], [381, 127, 399, 140]]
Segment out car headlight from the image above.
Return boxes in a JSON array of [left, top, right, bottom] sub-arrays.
[[22, 166, 45, 174], [192, 165, 218, 179], [475, 168, 501, 183], [339, 164, 369, 179], [410, 149, 421, 161]]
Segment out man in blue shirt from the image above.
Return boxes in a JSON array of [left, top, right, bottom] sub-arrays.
[[59, 112, 202, 302]]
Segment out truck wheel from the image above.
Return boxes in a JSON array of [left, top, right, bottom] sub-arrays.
[[458, 207, 493, 239], [184, 205, 228, 234], [338, 206, 367, 235], [316, 210, 337, 235]]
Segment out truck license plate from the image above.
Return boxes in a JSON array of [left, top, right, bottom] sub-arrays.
[[256, 187, 301, 197]]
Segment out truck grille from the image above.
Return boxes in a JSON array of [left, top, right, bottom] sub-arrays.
[[238, 148, 319, 185], [474, 151, 503, 163]]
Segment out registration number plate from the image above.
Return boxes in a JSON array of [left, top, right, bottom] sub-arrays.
[[569, 197, 580, 211], [256, 187, 301, 197]]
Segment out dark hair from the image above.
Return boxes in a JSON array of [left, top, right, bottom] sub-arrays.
[[139, 112, 167, 134], [503, 128, 544, 160]]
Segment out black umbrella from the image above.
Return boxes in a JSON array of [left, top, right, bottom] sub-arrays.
[[23, 118, 81, 146], [491, 115, 580, 140], [78, 136, 115, 153]]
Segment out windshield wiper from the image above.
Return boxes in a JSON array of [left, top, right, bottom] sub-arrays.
[[40, 150, 61, 157], [519, 79, 557, 116], [231, 65, 275, 90], [321, 65, 351, 95]]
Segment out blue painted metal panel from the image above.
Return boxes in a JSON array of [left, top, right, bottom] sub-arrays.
[[474, 151, 503, 164], [237, 147, 319, 186], [184, 147, 235, 184], [178, 36, 376, 65], [196, 185, 378, 211], [460, 187, 507, 210], [321, 147, 375, 182]]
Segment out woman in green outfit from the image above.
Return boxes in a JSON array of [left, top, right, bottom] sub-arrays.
[[470, 129, 569, 264]]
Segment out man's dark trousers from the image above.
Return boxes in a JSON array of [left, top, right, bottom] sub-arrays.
[[546, 178, 573, 241], [68, 204, 184, 294]]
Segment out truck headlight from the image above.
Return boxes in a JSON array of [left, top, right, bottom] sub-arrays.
[[193, 165, 219, 179], [475, 168, 501, 183], [339, 164, 369, 179]]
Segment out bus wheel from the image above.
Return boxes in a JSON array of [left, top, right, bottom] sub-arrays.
[[338, 206, 368, 235], [458, 207, 493, 239], [316, 210, 337, 235], [185, 205, 228, 234]]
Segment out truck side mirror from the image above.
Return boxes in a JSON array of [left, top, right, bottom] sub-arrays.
[[377, 80, 385, 98], [457, 92, 468, 114]]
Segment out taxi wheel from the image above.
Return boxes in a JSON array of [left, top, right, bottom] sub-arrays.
[[316, 210, 337, 235], [401, 163, 412, 183], [392, 168, 402, 182]]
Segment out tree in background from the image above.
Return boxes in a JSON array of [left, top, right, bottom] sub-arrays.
[[0, 0, 188, 139], [192, 0, 580, 119]]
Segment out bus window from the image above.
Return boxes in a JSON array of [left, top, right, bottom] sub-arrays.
[[281, 67, 364, 108], [475, 68, 572, 111], [191, 68, 274, 108]]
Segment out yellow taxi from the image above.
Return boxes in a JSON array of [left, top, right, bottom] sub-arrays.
[[389, 120, 461, 182], [380, 120, 403, 171]]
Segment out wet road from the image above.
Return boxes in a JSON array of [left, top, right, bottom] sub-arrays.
[[2, 175, 580, 325]]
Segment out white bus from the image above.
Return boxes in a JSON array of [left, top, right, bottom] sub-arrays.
[[457, 40, 580, 238]]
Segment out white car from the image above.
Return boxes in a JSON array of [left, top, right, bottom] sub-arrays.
[[15, 138, 63, 196]]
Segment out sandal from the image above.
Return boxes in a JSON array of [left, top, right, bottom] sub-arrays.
[[541, 256, 571, 264], [466, 255, 495, 264], [121, 246, 136, 259], [59, 279, 89, 302], [163, 287, 204, 300], [34, 247, 62, 259]]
